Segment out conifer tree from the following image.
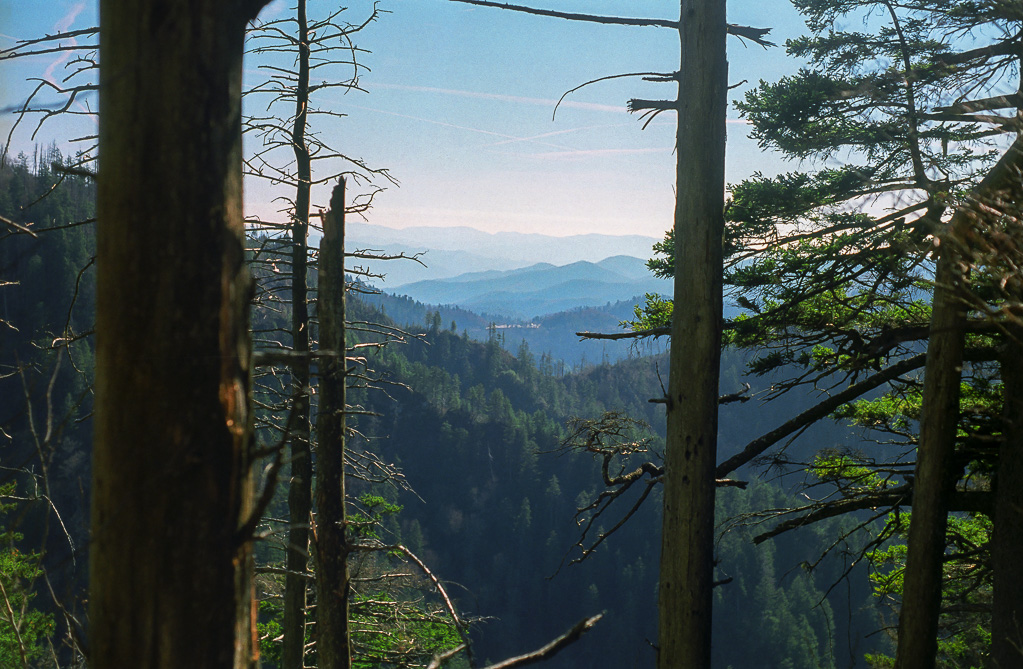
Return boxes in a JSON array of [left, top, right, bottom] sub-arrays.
[[634, 0, 1023, 663]]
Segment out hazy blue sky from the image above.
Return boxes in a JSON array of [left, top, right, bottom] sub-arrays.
[[1, 0, 815, 238]]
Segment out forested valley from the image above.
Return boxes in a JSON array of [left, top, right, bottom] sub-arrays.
[[2, 153, 889, 667], [2, 0, 1023, 668]]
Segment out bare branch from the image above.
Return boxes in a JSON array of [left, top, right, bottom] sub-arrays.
[[554, 72, 675, 120], [479, 614, 604, 669], [629, 99, 676, 113], [447, 0, 774, 46], [577, 325, 669, 340], [716, 353, 928, 477], [449, 0, 677, 28], [752, 487, 993, 544], [0, 214, 38, 238]]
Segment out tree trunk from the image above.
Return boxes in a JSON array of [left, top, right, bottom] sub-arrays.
[[894, 240, 965, 669], [991, 75, 1023, 669], [992, 324, 1023, 668], [896, 137, 1023, 669], [91, 1, 267, 667], [283, 1, 314, 666], [657, 0, 727, 666], [315, 180, 352, 669]]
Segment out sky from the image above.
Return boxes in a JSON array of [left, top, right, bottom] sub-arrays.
[[0, 0, 813, 238]]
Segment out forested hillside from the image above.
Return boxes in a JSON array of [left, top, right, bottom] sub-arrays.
[[4, 0, 1023, 666], [0, 147, 94, 650], [0, 155, 893, 667], [341, 318, 891, 668], [358, 283, 667, 367]]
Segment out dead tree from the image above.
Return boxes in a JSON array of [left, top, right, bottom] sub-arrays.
[[244, 5, 387, 666], [315, 181, 352, 668], [91, 1, 270, 667]]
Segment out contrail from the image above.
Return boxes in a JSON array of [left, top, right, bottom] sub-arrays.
[[43, 2, 88, 84], [487, 123, 633, 147], [521, 147, 668, 161], [343, 103, 580, 152], [370, 82, 626, 114]]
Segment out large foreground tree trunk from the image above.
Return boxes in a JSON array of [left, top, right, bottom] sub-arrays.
[[91, 1, 268, 667], [657, 0, 727, 666], [990, 80, 1023, 668]]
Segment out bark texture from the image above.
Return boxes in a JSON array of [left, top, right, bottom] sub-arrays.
[[315, 181, 353, 669], [657, 0, 727, 666], [91, 1, 266, 667]]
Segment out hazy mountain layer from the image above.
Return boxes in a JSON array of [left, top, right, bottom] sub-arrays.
[[345, 222, 660, 287], [393, 256, 669, 319]]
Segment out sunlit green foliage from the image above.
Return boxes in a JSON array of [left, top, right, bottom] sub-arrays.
[[0, 484, 55, 667], [624, 293, 672, 332], [349, 494, 403, 544], [257, 590, 465, 669], [867, 512, 993, 667], [255, 489, 464, 669], [351, 593, 465, 669], [809, 451, 894, 491]]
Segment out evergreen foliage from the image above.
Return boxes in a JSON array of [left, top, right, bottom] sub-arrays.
[[0, 150, 94, 665], [629, 0, 1023, 661], [0, 483, 56, 667], [1, 144, 904, 667], [343, 309, 887, 667], [10, 0, 1023, 651]]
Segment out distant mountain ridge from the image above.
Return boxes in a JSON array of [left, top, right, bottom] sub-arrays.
[[344, 222, 660, 287], [392, 255, 669, 320]]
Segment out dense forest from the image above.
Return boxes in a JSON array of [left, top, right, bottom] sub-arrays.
[[2, 0, 1023, 668], [1, 147, 95, 666]]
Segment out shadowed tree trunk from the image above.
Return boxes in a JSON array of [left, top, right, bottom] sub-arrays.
[[992, 323, 1023, 668], [990, 73, 1023, 669], [91, 0, 269, 667], [658, 0, 727, 666], [896, 137, 1023, 669], [895, 139, 1023, 669], [316, 180, 352, 669], [894, 233, 966, 669]]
